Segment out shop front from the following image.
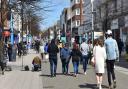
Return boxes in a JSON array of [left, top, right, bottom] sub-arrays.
[[122, 15, 128, 46], [111, 19, 120, 41]]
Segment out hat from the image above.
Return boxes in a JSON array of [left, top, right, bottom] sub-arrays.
[[106, 30, 112, 35]]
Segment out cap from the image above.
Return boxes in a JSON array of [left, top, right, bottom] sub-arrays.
[[106, 30, 112, 35]]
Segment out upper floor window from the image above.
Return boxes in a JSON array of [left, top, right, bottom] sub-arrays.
[[76, 0, 80, 3], [76, 8, 80, 15], [76, 20, 80, 26]]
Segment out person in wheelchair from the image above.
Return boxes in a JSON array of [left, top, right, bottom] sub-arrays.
[[32, 56, 41, 71]]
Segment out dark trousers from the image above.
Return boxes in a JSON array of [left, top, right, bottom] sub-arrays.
[[72, 61, 79, 74], [61, 59, 69, 74], [82, 55, 88, 72], [65, 60, 70, 74], [40, 53, 43, 60], [49, 58, 57, 76], [8, 53, 12, 61], [18, 50, 22, 57], [106, 60, 116, 86], [61, 59, 66, 74], [0, 61, 5, 71]]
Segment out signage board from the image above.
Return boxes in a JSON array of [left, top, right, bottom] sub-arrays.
[[111, 19, 118, 29]]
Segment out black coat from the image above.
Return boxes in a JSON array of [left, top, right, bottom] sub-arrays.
[[47, 43, 59, 59], [71, 49, 82, 62]]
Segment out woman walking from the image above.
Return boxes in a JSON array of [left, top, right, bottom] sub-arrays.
[[92, 39, 106, 89], [60, 43, 71, 74], [70, 43, 82, 77], [47, 39, 59, 77]]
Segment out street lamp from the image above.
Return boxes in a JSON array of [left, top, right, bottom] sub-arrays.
[[0, 0, 2, 40], [91, 0, 95, 46], [8, 0, 14, 45]]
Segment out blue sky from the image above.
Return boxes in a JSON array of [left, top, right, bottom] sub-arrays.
[[40, 0, 70, 29]]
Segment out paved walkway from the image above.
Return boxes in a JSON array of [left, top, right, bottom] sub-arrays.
[[41, 54, 128, 89], [0, 50, 128, 89], [0, 49, 43, 89]]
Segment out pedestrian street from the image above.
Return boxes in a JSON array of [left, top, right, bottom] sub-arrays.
[[0, 50, 128, 89], [41, 55, 128, 89]]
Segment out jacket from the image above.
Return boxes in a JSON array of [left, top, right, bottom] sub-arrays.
[[71, 49, 82, 61], [60, 47, 71, 60], [105, 37, 119, 60], [47, 43, 59, 59]]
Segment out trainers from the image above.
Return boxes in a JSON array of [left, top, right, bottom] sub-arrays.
[[84, 72, 86, 75], [108, 85, 112, 89], [2, 71, 4, 75], [99, 84, 102, 89], [113, 80, 117, 88]]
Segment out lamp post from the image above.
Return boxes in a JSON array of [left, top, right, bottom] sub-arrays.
[[8, 0, 14, 45], [0, 0, 2, 40], [0, 0, 3, 41], [21, 0, 24, 70], [91, 0, 94, 46]]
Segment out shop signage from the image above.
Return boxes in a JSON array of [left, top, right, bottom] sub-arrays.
[[119, 17, 124, 27], [111, 19, 118, 29], [125, 15, 128, 27]]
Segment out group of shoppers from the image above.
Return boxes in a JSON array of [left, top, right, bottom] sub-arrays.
[[46, 30, 119, 89]]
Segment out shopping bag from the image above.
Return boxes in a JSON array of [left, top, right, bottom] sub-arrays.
[[90, 57, 95, 67]]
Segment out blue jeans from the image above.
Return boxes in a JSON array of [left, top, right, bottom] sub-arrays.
[[49, 57, 57, 76], [82, 55, 88, 72], [72, 61, 79, 74]]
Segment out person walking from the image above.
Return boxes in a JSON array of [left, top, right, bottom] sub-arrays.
[[117, 38, 124, 56], [92, 39, 106, 89], [47, 39, 59, 77], [105, 30, 119, 89], [12, 43, 17, 61], [88, 39, 93, 63], [7, 43, 12, 61], [35, 40, 40, 53], [70, 43, 82, 77], [80, 38, 89, 75], [60, 43, 71, 74], [17, 42, 22, 57]]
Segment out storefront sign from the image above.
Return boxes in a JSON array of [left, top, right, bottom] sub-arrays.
[[111, 19, 118, 29], [125, 15, 128, 27], [119, 17, 124, 27]]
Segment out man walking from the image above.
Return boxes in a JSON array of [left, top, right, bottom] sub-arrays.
[[105, 30, 119, 89], [80, 38, 89, 75], [47, 39, 59, 77]]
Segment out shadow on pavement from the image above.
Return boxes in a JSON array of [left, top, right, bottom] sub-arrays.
[[43, 86, 54, 89], [115, 57, 128, 69], [39, 74, 51, 77], [79, 83, 108, 89]]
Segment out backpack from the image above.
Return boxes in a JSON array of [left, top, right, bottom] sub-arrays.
[[24, 65, 29, 71]]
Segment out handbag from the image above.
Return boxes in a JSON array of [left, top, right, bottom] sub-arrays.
[[90, 46, 97, 67], [90, 56, 95, 67]]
